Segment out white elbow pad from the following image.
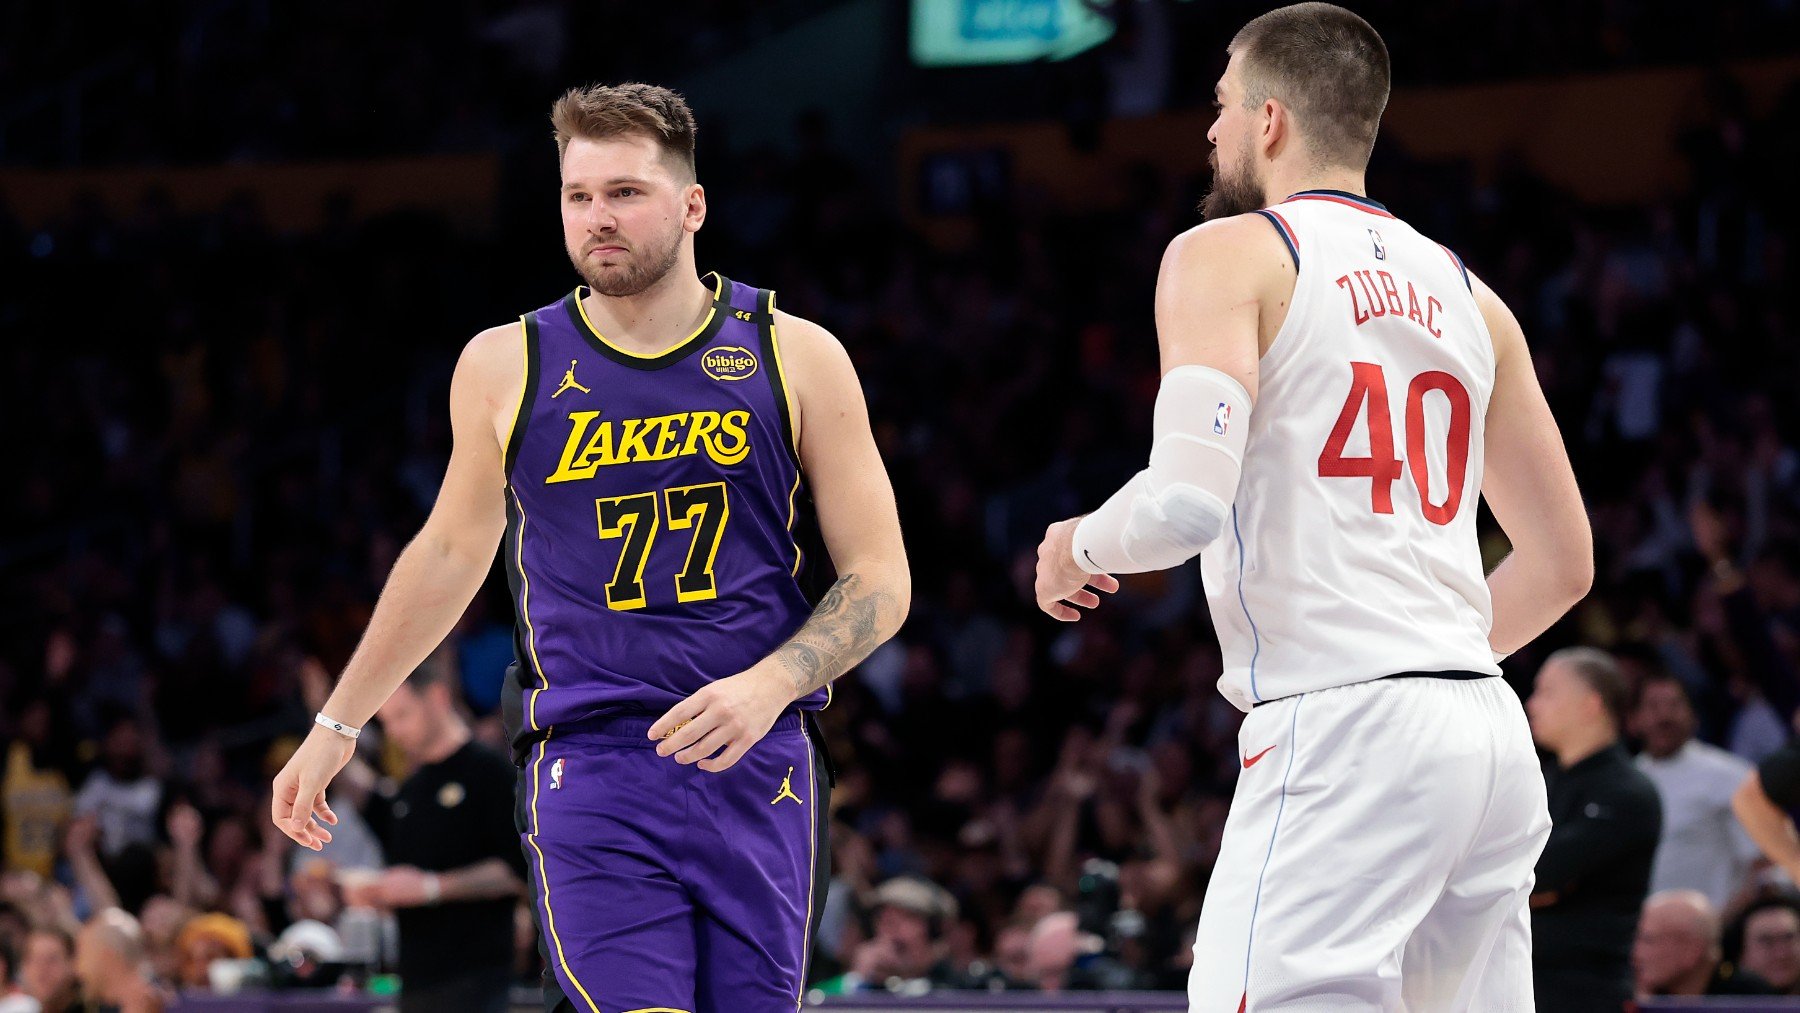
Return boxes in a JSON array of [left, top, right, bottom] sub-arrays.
[[1073, 365, 1252, 574]]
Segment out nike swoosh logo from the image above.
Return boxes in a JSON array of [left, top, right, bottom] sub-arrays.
[[1242, 746, 1276, 769], [1083, 549, 1100, 569]]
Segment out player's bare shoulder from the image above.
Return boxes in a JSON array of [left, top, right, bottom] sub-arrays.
[[770, 308, 863, 443], [769, 307, 848, 365], [1463, 270, 1524, 371], [454, 321, 529, 452], [1164, 213, 1296, 281], [1157, 214, 1298, 362]]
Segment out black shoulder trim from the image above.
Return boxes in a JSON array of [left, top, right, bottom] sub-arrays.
[[1253, 209, 1299, 271], [760, 288, 803, 470]]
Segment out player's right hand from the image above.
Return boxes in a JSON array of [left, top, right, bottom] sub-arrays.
[[1034, 517, 1120, 621], [270, 725, 355, 851]]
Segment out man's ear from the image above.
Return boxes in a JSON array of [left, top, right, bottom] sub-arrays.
[[1261, 99, 1290, 160], [686, 183, 707, 233]]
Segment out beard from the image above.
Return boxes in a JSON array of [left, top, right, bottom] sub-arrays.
[[571, 227, 683, 297], [1200, 142, 1267, 222]]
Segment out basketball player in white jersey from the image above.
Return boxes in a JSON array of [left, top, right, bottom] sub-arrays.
[[1034, 4, 1593, 1010]]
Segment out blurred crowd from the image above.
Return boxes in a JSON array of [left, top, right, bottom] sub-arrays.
[[2, 2, 1800, 1007], [8, 0, 1800, 166]]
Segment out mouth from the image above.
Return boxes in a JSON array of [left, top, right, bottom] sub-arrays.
[[587, 245, 627, 257]]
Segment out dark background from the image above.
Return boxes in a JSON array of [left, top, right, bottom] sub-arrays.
[[1, 0, 1798, 1001]]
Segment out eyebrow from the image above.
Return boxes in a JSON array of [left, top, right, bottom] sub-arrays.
[[561, 177, 652, 191]]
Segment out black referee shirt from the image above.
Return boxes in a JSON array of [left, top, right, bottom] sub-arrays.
[[1531, 742, 1663, 1013], [1758, 741, 1800, 809], [367, 740, 527, 987]]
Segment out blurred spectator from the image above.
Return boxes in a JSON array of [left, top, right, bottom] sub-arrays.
[[171, 912, 252, 991], [353, 664, 525, 1013], [1633, 889, 1774, 996], [60, 818, 120, 917], [0, 905, 24, 963], [70, 715, 161, 870], [72, 909, 165, 1012], [1026, 910, 1111, 992], [135, 896, 192, 987], [2, 700, 74, 879], [1631, 671, 1761, 910], [16, 929, 74, 1013], [266, 919, 346, 987], [1527, 647, 1664, 1013], [1733, 895, 1800, 995], [815, 877, 960, 993], [958, 916, 1035, 989], [0, 934, 38, 1013]]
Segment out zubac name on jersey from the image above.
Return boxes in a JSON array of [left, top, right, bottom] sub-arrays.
[[1334, 267, 1445, 338]]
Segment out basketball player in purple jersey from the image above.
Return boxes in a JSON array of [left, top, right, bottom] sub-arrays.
[[270, 83, 911, 1012]]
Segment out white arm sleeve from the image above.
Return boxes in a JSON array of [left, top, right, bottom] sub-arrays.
[[1071, 365, 1251, 574]]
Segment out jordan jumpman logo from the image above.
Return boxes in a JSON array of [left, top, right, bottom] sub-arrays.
[[771, 766, 803, 806], [551, 360, 591, 399]]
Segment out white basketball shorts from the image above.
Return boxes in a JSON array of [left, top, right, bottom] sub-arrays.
[[1189, 675, 1551, 1012]]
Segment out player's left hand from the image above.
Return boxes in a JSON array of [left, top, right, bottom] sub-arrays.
[[1035, 517, 1120, 621], [649, 666, 791, 772]]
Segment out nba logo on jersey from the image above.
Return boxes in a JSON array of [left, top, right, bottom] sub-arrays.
[[1214, 402, 1232, 435], [1369, 228, 1387, 260], [550, 757, 565, 790]]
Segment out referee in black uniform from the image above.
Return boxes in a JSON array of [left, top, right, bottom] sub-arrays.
[[1524, 647, 1664, 1013], [347, 663, 527, 1013]]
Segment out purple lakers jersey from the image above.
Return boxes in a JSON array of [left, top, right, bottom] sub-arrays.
[[500, 273, 820, 756]]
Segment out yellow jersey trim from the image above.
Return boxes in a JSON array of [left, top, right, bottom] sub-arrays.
[[768, 292, 806, 581], [784, 471, 803, 579], [573, 273, 725, 361], [513, 492, 550, 732], [525, 734, 601, 1013], [797, 727, 820, 1004], [766, 293, 802, 459]]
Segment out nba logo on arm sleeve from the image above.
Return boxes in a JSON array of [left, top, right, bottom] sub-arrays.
[[1215, 403, 1232, 435]]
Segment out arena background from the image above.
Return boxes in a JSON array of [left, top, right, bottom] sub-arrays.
[[3, 0, 1799, 1009]]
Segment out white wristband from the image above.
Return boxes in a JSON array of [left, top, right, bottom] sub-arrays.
[[315, 712, 361, 739]]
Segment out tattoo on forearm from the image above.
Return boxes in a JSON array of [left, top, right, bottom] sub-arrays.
[[773, 573, 898, 697]]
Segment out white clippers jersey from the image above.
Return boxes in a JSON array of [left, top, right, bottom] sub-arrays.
[[1200, 190, 1500, 712]]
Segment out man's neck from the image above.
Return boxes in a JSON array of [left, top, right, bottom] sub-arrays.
[[582, 264, 711, 356], [1665, 960, 1716, 996], [1646, 738, 1692, 762], [1556, 729, 1618, 770], [96, 961, 143, 1002], [416, 721, 471, 767], [1263, 165, 1370, 208]]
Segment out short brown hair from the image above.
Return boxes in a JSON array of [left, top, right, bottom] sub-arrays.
[[1229, 3, 1390, 169], [550, 82, 698, 181]]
